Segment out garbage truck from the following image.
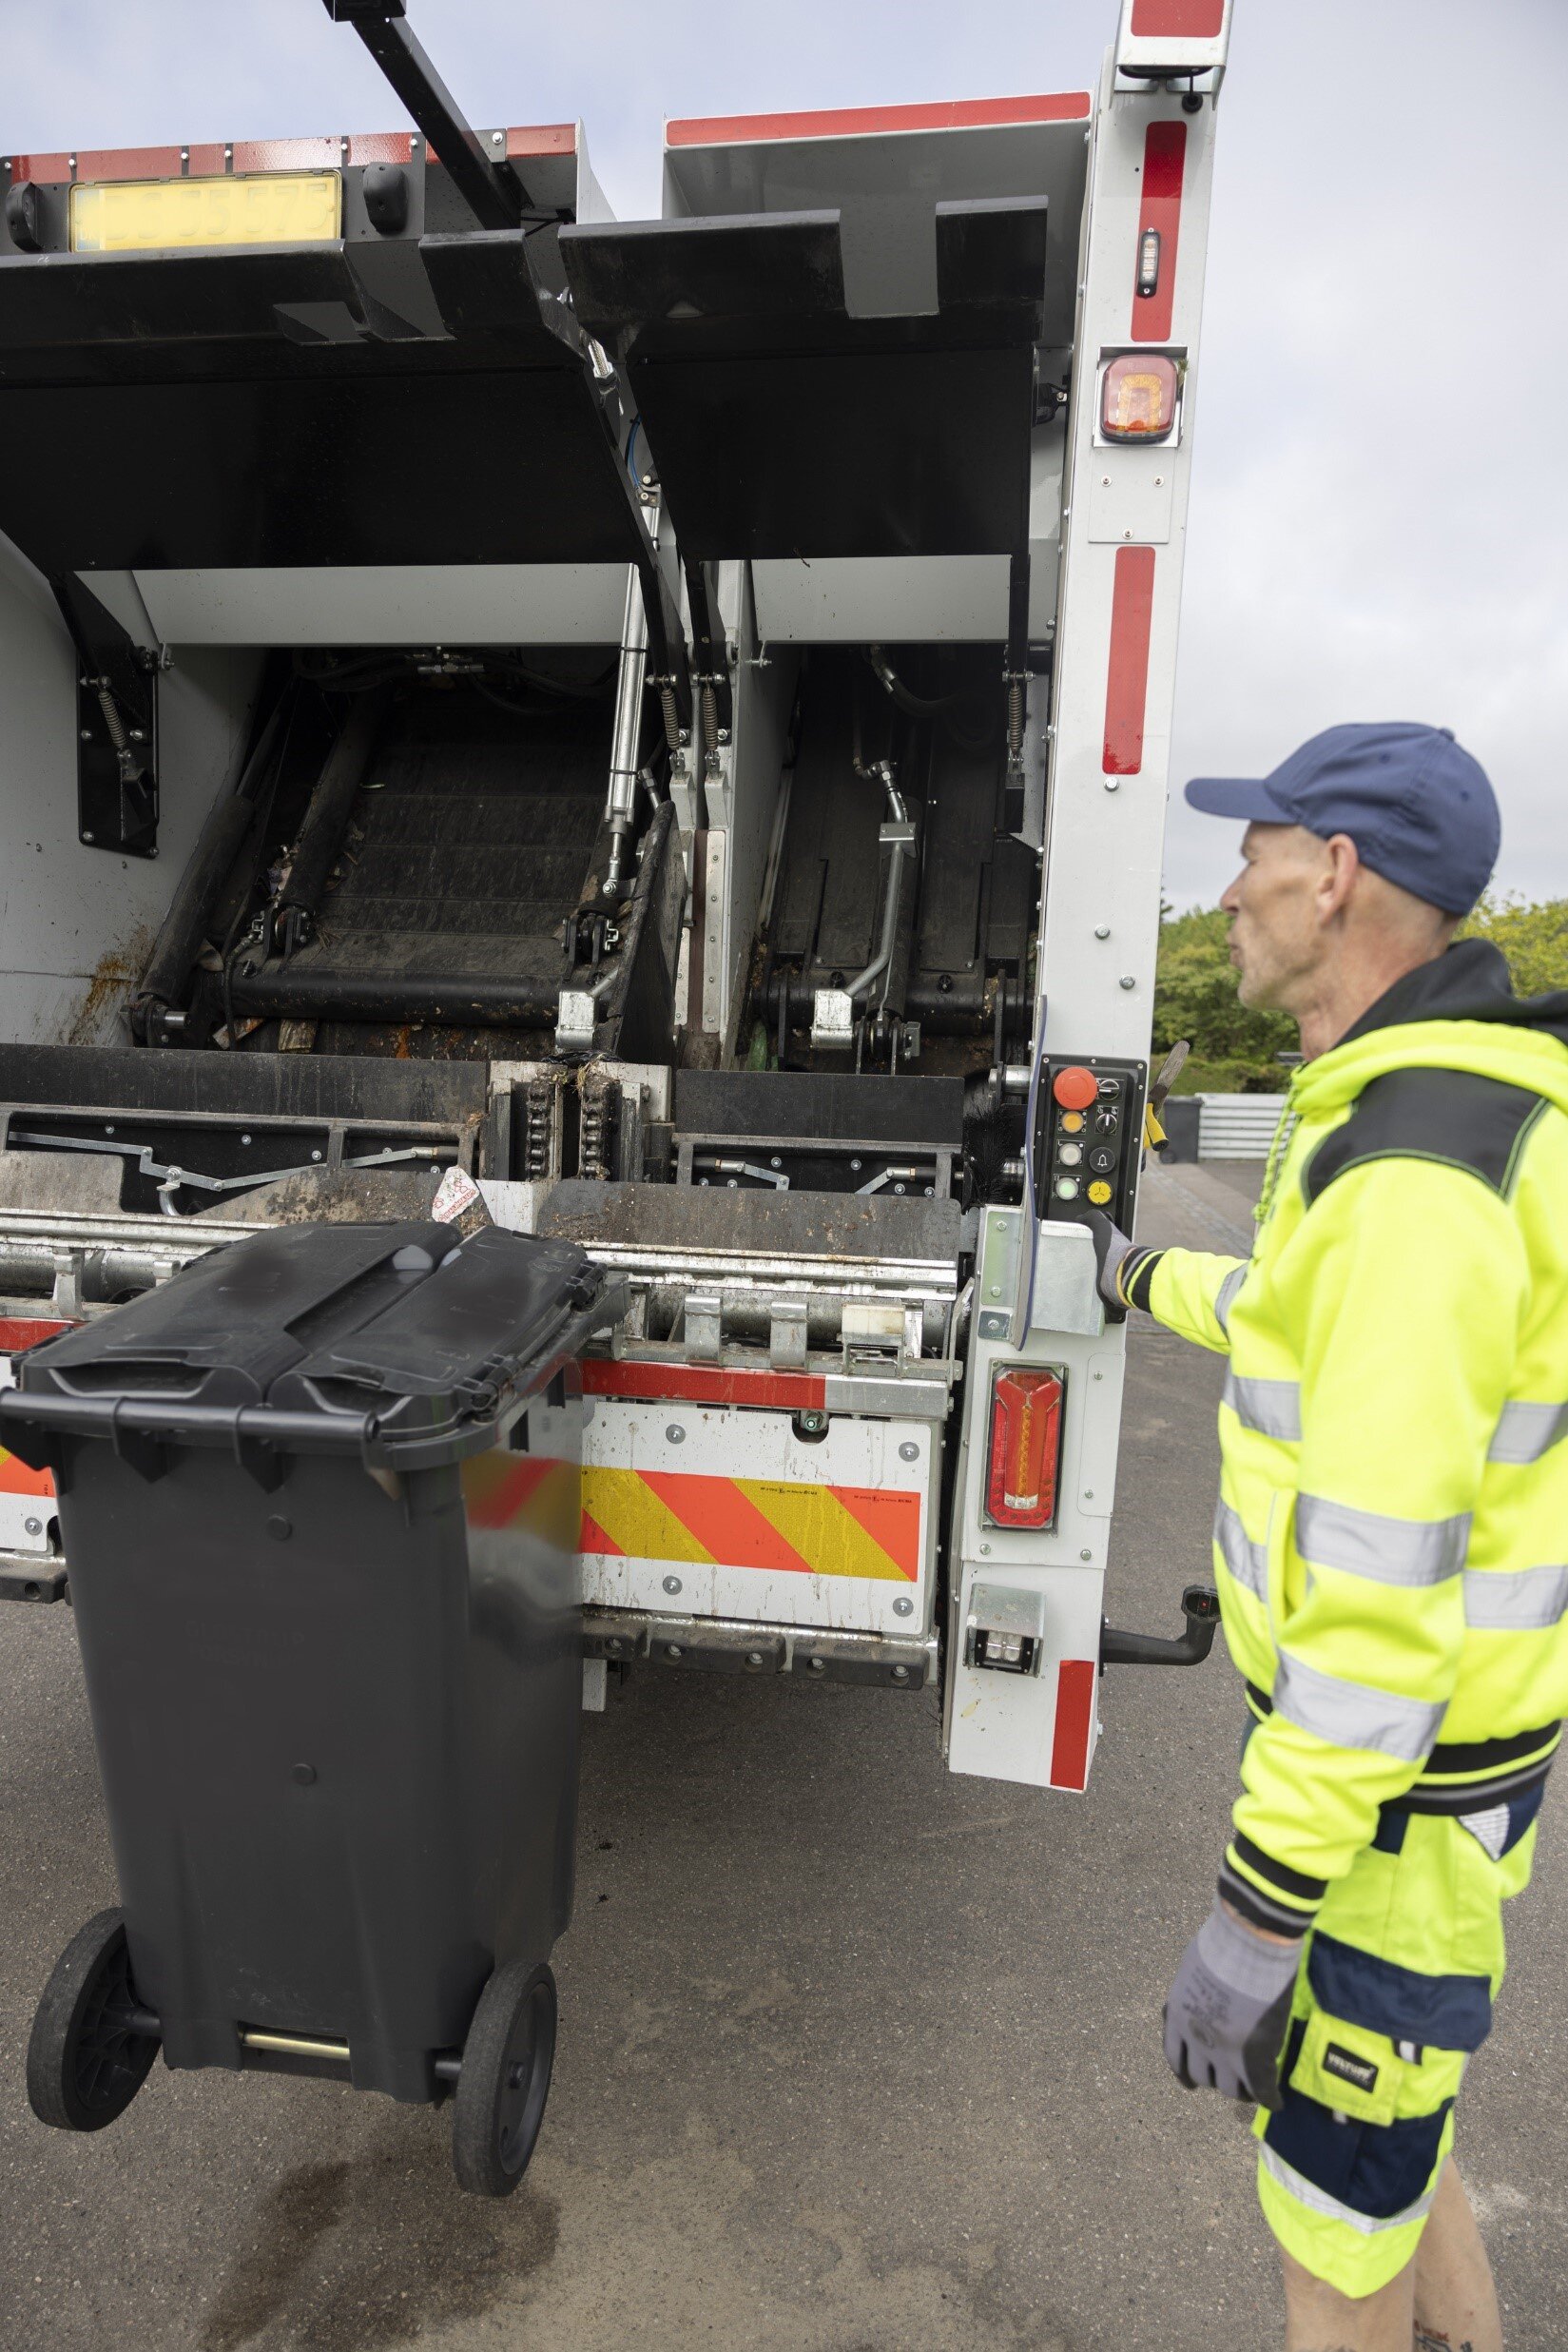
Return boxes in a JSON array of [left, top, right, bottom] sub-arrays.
[[0, 0, 1233, 1801]]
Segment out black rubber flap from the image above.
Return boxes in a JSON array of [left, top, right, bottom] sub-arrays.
[[9, 1220, 599, 1453]]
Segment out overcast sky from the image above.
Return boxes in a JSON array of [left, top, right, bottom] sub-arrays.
[[10, 0, 1566, 909]]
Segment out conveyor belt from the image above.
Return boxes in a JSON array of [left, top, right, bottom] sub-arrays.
[[231, 682, 611, 1031]]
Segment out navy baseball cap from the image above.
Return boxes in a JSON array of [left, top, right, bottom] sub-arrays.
[[1185, 722, 1500, 916]]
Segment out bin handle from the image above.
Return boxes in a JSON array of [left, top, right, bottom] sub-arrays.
[[0, 1388, 380, 1487]]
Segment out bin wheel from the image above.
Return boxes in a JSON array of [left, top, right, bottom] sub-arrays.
[[451, 1959, 556, 2198], [27, 1908, 160, 2133]]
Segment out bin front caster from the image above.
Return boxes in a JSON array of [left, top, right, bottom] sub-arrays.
[[452, 1959, 556, 2197], [27, 1908, 161, 2132]]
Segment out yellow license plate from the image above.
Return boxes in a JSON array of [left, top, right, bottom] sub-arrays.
[[68, 170, 341, 254]]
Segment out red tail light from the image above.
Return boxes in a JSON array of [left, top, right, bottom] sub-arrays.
[[985, 1367, 1064, 1529]]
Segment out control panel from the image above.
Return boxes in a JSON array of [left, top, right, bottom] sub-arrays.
[[1035, 1058, 1147, 1233]]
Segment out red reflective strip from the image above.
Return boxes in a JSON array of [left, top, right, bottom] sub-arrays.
[[1049, 1660, 1097, 1790], [349, 130, 416, 165], [0, 1320, 70, 1353], [1131, 0, 1225, 33], [640, 1471, 820, 1580], [668, 91, 1092, 148], [831, 1487, 921, 1579], [0, 1453, 55, 1499], [73, 146, 184, 183], [10, 154, 71, 184], [186, 145, 227, 178], [1132, 119, 1186, 342], [230, 137, 340, 173], [581, 1360, 827, 1412], [505, 124, 577, 159], [1103, 545, 1157, 775]]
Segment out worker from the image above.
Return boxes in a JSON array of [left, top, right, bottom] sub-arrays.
[[1089, 723, 1568, 2352]]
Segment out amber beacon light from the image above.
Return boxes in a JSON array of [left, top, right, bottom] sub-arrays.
[[1099, 351, 1180, 442]]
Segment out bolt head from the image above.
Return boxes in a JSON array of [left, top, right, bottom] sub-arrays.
[[891, 1665, 910, 1683], [666, 1643, 683, 1662], [1119, 976, 1136, 991], [892, 1595, 915, 1618], [745, 1650, 765, 1667], [898, 1441, 919, 1462], [1094, 925, 1111, 941], [665, 1423, 685, 1444], [806, 1656, 825, 1673], [1080, 1549, 1093, 1563], [24, 1517, 42, 1538]]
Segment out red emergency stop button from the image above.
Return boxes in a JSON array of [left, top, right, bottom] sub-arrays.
[[1052, 1065, 1099, 1112]]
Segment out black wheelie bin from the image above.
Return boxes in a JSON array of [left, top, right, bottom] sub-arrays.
[[0, 1215, 612, 2197]]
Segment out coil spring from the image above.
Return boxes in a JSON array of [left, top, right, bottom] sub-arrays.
[[660, 685, 682, 757], [1007, 678, 1026, 763]]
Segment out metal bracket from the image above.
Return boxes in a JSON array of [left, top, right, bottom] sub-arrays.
[[54, 575, 159, 858]]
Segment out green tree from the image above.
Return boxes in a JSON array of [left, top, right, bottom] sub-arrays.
[[1153, 905, 1295, 1094], [1460, 895, 1568, 996], [1153, 896, 1568, 1094]]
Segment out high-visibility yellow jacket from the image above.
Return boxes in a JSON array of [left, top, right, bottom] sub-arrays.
[[1122, 942, 1568, 1935]]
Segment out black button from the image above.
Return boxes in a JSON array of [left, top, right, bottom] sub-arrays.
[[1089, 1146, 1117, 1175]]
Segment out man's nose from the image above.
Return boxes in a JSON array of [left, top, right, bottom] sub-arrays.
[[1219, 875, 1242, 915]]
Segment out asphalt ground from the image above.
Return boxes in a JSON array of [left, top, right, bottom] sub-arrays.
[[2, 1158, 1563, 2351]]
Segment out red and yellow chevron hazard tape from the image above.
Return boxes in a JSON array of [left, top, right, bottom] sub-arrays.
[[464, 1455, 921, 1584], [580, 1467, 920, 1583]]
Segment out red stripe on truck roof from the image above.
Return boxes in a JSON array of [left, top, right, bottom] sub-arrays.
[[231, 136, 340, 172], [72, 146, 183, 182], [505, 123, 577, 158], [1131, 0, 1225, 31], [7, 154, 71, 183], [13, 122, 574, 186], [668, 90, 1092, 148]]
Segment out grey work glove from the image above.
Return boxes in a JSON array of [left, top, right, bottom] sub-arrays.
[[1085, 1208, 1133, 1322], [1163, 1896, 1302, 2108]]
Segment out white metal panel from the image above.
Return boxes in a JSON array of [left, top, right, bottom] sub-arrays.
[[1197, 1093, 1286, 1158], [130, 563, 633, 647], [1086, 443, 1176, 544], [1036, 68, 1219, 1058], [946, 55, 1225, 1787], [579, 1397, 936, 1635], [0, 533, 260, 1047], [750, 555, 1011, 643]]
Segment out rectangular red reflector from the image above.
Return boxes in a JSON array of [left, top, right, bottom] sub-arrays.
[[1131, 0, 1225, 33], [1050, 1659, 1098, 1790], [1132, 120, 1187, 341], [1103, 545, 1156, 776], [984, 1367, 1063, 1529]]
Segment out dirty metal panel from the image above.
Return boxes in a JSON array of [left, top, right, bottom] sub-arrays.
[[579, 1398, 936, 1634]]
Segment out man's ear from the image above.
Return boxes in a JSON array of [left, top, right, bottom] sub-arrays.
[[1316, 833, 1361, 923]]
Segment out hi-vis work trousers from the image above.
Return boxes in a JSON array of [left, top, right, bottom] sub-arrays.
[[1253, 1789, 1542, 2297]]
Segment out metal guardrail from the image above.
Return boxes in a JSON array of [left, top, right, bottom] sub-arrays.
[[1195, 1094, 1287, 1160]]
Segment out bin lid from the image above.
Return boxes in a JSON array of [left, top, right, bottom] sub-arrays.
[[8, 1219, 603, 1467]]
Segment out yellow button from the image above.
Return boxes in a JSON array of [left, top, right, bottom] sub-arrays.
[[1087, 1180, 1113, 1205], [1061, 1111, 1085, 1134]]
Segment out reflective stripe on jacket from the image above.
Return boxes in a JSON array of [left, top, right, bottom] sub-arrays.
[[1132, 942, 1568, 1936]]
